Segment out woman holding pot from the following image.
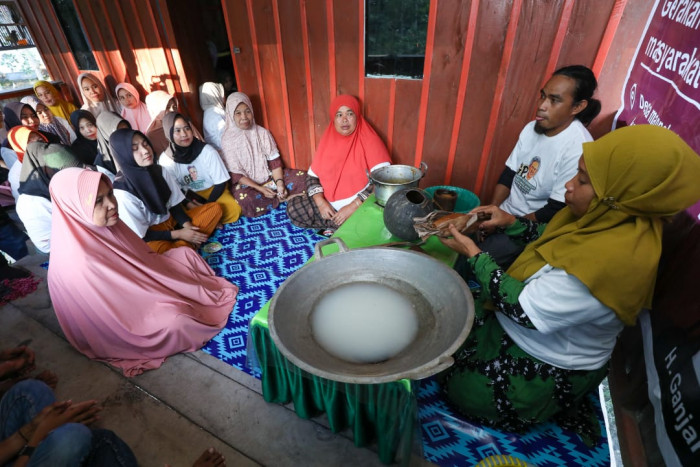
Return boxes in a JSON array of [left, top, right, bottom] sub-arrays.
[[438, 125, 700, 443], [287, 95, 390, 231]]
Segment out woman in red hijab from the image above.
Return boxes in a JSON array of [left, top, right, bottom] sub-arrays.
[[287, 95, 390, 231]]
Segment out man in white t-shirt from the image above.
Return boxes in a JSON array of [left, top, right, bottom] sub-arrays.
[[480, 65, 601, 268]]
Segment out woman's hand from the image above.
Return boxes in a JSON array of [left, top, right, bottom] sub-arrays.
[[275, 180, 288, 200], [257, 185, 277, 199], [173, 222, 209, 246], [313, 195, 336, 221], [439, 224, 482, 258], [28, 400, 102, 445], [470, 205, 516, 236], [185, 200, 202, 210], [331, 200, 359, 226]]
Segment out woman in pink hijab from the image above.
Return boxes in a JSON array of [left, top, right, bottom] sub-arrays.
[[115, 82, 151, 132], [47, 167, 238, 377]]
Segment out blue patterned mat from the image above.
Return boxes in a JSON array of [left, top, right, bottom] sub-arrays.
[[199, 206, 610, 465], [417, 379, 610, 466], [199, 205, 323, 378]]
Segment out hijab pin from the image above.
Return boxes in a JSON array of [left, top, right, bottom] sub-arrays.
[[602, 196, 619, 209]]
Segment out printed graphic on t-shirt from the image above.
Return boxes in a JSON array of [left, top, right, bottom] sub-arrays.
[[183, 165, 205, 191], [513, 156, 540, 195]]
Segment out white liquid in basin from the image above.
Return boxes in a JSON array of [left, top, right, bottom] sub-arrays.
[[311, 282, 419, 364]]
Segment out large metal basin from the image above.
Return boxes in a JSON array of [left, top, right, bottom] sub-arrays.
[[268, 238, 474, 384]]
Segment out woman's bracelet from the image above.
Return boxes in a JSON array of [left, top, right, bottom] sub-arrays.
[[274, 179, 284, 185]]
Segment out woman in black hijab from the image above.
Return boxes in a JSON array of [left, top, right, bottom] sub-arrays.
[[109, 128, 222, 253], [69, 109, 99, 165]]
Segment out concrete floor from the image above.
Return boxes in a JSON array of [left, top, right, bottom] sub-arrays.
[[3, 250, 433, 467]]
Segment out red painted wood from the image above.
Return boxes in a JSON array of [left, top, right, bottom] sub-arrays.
[[413, 0, 439, 168], [420, 0, 474, 187], [445, 0, 480, 185], [326, 0, 336, 98], [272, 0, 296, 168], [249, 0, 288, 160], [592, 0, 628, 77], [387, 79, 396, 156], [358, 0, 365, 103], [20, 0, 655, 202], [222, 0, 258, 101], [542, 0, 574, 86], [277, 0, 313, 169], [392, 79, 422, 167], [473, 0, 523, 198], [363, 77, 391, 153], [332, 0, 359, 98], [558, 1, 615, 71], [245, 0, 269, 128], [305, 0, 331, 150], [300, 0, 317, 160]]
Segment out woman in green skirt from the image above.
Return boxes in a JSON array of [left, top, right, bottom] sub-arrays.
[[439, 125, 700, 439]]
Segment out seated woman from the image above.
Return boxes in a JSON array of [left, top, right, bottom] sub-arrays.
[[47, 168, 238, 376], [437, 125, 700, 440], [3, 102, 61, 146], [7, 126, 47, 201], [144, 90, 177, 155], [77, 72, 120, 118], [34, 100, 76, 146], [145, 91, 205, 156], [115, 83, 150, 132], [110, 128, 223, 254], [220, 92, 306, 217], [287, 95, 390, 230], [15, 140, 82, 254], [32, 81, 78, 123], [69, 110, 99, 166], [95, 111, 131, 180], [199, 82, 226, 151], [159, 112, 241, 224], [21, 95, 75, 146]]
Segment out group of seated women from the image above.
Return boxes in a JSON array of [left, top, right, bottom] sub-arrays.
[[5, 74, 700, 449]]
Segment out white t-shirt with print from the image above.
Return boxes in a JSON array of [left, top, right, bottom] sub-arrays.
[[500, 120, 592, 216], [113, 169, 185, 238], [497, 264, 624, 370], [158, 144, 229, 194]]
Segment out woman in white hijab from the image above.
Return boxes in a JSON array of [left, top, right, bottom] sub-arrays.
[[77, 72, 120, 118], [199, 82, 226, 151]]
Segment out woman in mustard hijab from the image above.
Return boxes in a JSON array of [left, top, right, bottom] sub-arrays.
[[438, 125, 700, 440], [33, 80, 78, 124]]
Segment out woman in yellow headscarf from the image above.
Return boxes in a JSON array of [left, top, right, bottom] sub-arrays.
[[438, 125, 700, 441], [33, 80, 78, 124]]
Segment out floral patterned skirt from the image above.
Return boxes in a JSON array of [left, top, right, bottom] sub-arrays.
[[232, 168, 306, 218]]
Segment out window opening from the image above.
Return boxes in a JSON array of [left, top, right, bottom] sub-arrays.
[[0, 1, 49, 90], [51, 0, 98, 71], [365, 0, 430, 79]]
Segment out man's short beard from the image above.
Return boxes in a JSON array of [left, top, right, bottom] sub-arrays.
[[533, 121, 546, 134]]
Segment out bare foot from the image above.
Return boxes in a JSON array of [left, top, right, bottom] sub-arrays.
[[34, 370, 59, 390], [192, 447, 225, 467]]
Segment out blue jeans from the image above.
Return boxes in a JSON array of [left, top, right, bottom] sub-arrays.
[[0, 380, 137, 466]]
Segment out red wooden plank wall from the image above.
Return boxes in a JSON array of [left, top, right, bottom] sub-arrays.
[[16, 0, 210, 129], [223, 0, 653, 200], [18, 0, 653, 200]]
